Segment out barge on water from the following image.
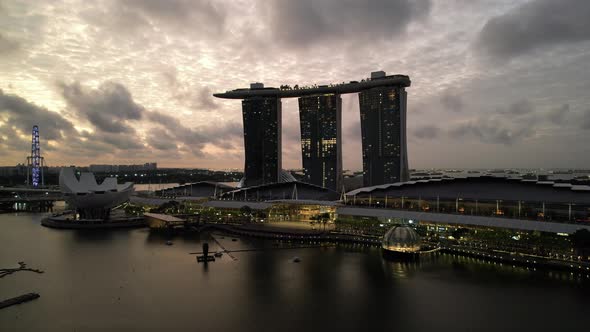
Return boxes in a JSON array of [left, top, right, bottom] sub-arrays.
[[0, 293, 40, 309]]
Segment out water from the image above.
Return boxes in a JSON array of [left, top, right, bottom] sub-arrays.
[[1, 213, 590, 331]]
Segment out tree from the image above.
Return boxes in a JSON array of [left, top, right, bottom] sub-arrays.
[[240, 205, 252, 223], [314, 212, 331, 232], [571, 229, 590, 260], [451, 227, 470, 240]]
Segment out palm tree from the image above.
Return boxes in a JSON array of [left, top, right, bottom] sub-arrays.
[[240, 205, 252, 223], [571, 229, 590, 260]]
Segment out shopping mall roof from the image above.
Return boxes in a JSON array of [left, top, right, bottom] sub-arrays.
[[201, 200, 273, 210], [345, 175, 590, 204]]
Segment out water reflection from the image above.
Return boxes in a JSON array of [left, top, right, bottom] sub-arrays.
[[2, 213, 590, 331]]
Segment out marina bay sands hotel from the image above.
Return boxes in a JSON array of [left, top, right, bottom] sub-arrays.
[[214, 71, 410, 191]]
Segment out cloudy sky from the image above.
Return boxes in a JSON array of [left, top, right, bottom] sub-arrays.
[[1, 0, 590, 170]]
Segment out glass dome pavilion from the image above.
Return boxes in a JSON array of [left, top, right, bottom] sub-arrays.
[[382, 225, 421, 253]]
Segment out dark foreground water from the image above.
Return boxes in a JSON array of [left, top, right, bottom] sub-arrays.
[[2, 213, 590, 331]]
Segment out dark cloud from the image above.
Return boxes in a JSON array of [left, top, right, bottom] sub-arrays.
[[476, 0, 590, 59], [0, 89, 75, 142], [146, 111, 242, 155], [267, 0, 431, 47], [497, 100, 534, 116], [127, 0, 224, 26], [581, 109, 590, 130], [449, 120, 535, 145], [0, 32, 19, 55], [196, 87, 219, 111], [448, 100, 541, 145], [81, 0, 226, 36], [100, 132, 144, 150], [440, 90, 463, 112], [413, 125, 440, 139], [0, 88, 145, 159], [547, 104, 569, 124], [58, 81, 144, 134], [162, 70, 219, 111]]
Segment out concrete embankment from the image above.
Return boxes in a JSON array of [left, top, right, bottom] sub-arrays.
[[199, 224, 590, 274], [42, 217, 146, 229], [441, 245, 590, 273], [203, 224, 382, 246]]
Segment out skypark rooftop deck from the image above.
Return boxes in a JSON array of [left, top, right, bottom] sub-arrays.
[[213, 74, 411, 99]]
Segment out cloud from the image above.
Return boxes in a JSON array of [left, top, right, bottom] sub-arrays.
[[0, 89, 75, 142], [496, 100, 534, 116], [196, 87, 219, 111], [145, 110, 242, 155], [163, 69, 219, 111], [476, 0, 590, 59], [58, 81, 145, 134], [93, 131, 145, 150], [449, 120, 535, 145], [546, 104, 569, 124], [581, 109, 590, 130], [448, 99, 541, 145], [81, 0, 226, 37], [413, 125, 440, 139], [0, 32, 19, 55], [266, 0, 431, 48], [440, 90, 463, 112]]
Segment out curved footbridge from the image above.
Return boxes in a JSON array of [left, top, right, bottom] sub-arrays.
[[336, 207, 590, 234]]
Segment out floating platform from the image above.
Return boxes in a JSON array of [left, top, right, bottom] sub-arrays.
[[197, 255, 215, 263]]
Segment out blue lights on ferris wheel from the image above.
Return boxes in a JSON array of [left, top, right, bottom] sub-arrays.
[[31, 125, 40, 188]]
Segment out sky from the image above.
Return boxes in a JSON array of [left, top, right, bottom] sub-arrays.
[[1, 0, 590, 170]]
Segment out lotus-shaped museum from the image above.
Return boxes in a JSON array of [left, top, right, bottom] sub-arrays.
[[59, 168, 134, 219]]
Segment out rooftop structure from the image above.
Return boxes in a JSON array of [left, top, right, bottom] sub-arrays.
[[214, 74, 410, 99]]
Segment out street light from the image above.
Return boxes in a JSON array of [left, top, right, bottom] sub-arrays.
[[436, 196, 440, 212], [496, 199, 503, 215], [568, 203, 575, 221]]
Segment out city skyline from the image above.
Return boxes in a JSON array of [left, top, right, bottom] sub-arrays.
[[1, 0, 590, 170]]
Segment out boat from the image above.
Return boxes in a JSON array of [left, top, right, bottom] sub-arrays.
[[165, 241, 173, 246], [0, 293, 40, 309]]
